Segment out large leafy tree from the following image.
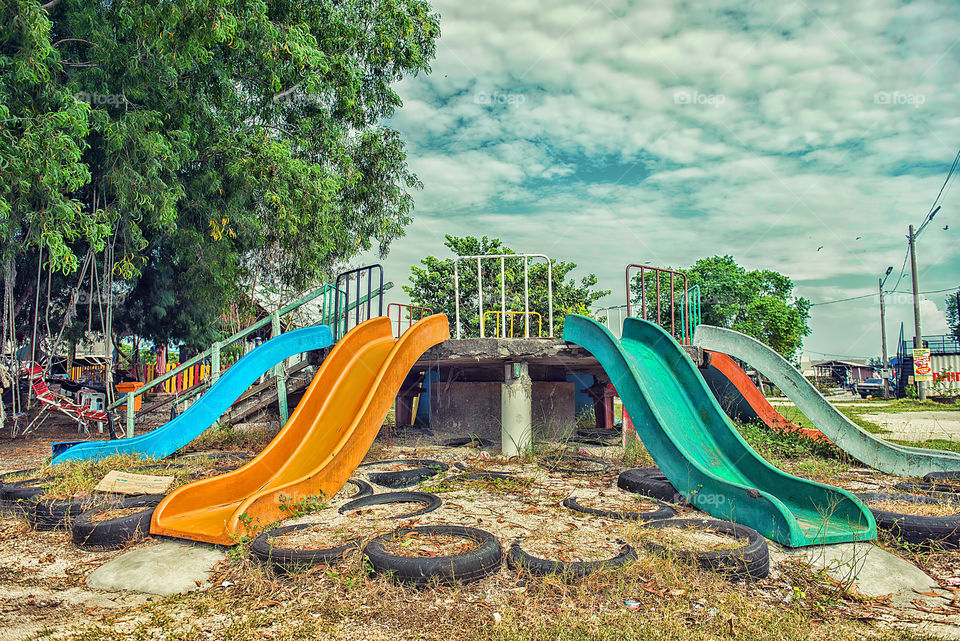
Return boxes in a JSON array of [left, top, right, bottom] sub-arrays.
[[686, 255, 811, 359], [405, 235, 609, 338], [2, 0, 439, 349]]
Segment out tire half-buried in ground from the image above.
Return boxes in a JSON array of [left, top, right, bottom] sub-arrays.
[[617, 468, 687, 504], [540, 456, 610, 475], [637, 518, 769, 581], [506, 540, 637, 580], [72, 494, 164, 549], [562, 496, 676, 521], [358, 459, 449, 489], [250, 523, 361, 573], [30, 495, 107, 531], [363, 525, 502, 585], [338, 491, 441, 519], [856, 492, 960, 548], [440, 437, 494, 448]]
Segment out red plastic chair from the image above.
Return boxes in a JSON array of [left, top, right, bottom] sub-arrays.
[[21, 363, 111, 433]]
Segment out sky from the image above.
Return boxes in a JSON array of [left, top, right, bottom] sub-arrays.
[[360, 0, 960, 362]]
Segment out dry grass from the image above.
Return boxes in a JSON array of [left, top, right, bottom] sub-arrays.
[[88, 506, 150, 523], [867, 499, 958, 517], [380, 531, 479, 557]]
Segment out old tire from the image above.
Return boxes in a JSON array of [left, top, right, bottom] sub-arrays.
[[363, 525, 502, 585], [338, 491, 441, 519], [0, 479, 47, 514], [341, 478, 374, 500], [30, 495, 105, 531], [894, 481, 960, 496], [562, 496, 676, 522], [617, 468, 687, 504], [359, 459, 449, 489], [72, 494, 163, 549], [856, 492, 960, 548], [541, 456, 610, 475], [440, 437, 494, 449], [638, 518, 769, 581], [250, 523, 360, 573], [506, 540, 637, 580]]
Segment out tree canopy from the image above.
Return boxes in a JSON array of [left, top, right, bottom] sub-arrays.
[[404, 235, 610, 338], [947, 291, 960, 340], [1, 0, 439, 349]]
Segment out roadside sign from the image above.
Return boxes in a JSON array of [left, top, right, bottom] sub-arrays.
[[912, 348, 932, 382]]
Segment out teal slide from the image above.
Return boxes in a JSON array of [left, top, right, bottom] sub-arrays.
[[50, 325, 334, 464], [694, 325, 960, 477], [563, 315, 875, 547]]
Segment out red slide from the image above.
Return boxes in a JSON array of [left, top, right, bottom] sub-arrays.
[[704, 351, 828, 442]]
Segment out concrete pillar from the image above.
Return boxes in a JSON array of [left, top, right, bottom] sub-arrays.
[[501, 361, 532, 457]]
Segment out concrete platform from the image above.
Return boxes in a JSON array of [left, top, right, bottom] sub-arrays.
[[770, 541, 943, 606], [863, 411, 960, 442], [85, 541, 226, 596], [413, 338, 605, 380]]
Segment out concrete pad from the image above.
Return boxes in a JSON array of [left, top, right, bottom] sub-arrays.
[[86, 541, 227, 596], [770, 541, 945, 606], [863, 411, 960, 442]]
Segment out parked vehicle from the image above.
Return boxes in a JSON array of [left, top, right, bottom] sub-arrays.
[[854, 378, 894, 398]]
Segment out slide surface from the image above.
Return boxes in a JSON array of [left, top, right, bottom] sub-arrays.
[[51, 326, 334, 464], [702, 350, 827, 442], [694, 325, 960, 477], [151, 315, 449, 545], [564, 315, 875, 547]]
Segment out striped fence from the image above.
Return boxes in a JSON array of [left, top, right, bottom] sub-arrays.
[[70, 362, 213, 394]]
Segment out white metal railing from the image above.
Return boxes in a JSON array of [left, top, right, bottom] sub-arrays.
[[453, 254, 553, 339], [593, 304, 629, 339]]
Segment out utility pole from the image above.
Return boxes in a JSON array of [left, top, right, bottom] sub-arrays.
[[879, 276, 890, 398], [908, 224, 926, 401]]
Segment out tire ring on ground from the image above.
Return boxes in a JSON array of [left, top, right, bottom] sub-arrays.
[[338, 491, 442, 519], [562, 496, 676, 522], [251, 523, 360, 573], [923, 471, 960, 483], [1, 479, 59, 515], [617, 468, 688, 505], [341, 478, 375, 500], [894, 481, 960, 496], [856, 492, 960, 548], [440, 437, 494, 449], [567, 436, 618, 446], [30, 495, 108, 531], [0, 469, 39, 484], [576, 429, 620, 440], [363, 525, 502, 585], [72, 494, 164, 549], [506, 540, 637, 580], [638, 518, 769, 581], [359, 459, 449, 489], [541, 456, 611, 475]]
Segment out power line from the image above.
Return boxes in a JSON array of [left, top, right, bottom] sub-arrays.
[[810, 284, 959, 306]]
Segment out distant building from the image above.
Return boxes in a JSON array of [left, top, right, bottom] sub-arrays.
[[811, 360, 875, 387]]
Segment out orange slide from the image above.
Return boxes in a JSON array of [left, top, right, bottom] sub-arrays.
[[151, 315, 449, 545], [704, 350, 828, 443]]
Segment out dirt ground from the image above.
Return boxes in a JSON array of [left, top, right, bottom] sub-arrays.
[[2, 428, 960, 640]]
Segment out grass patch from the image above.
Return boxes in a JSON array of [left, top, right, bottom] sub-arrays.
[[193, 421, 277, 451], [887, 438, 960, 454]]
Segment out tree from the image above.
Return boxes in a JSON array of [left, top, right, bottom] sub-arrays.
[[404, 236, 609, 338], [947, 291, 960, 340], [3, 0, 440, 351], [684, 255, 811, 360]]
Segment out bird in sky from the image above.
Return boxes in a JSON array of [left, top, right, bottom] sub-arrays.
[[855, 236, 862, 240], [944, 225, 950, 231], [817, 246, 824, 251]]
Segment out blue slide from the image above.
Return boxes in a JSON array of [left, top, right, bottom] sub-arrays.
[[51, 325, 334, 464]]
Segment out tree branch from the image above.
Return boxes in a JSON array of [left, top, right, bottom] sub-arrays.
[[40, 0, 61, 11]]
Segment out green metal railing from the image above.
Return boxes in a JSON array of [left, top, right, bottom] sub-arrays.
[[680, 285, 701, 345], [109, 281, 392, 437]]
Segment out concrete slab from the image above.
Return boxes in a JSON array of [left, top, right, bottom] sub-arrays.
[[85, 541, 227, 596], [863, 411, 960, 442], [770, 541, 944, 606]]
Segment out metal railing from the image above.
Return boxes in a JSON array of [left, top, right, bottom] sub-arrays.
[[593, 304, 629, 339], [334, 265, 384, 340], [453, 253, 553, 339], [387, 303, 433, 338], [680, 285, 701, 346], [901, 334, 960, 356], [625, 264, 690, 344], [481, 311, 543, 338], [110, 282, 343, 436]]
